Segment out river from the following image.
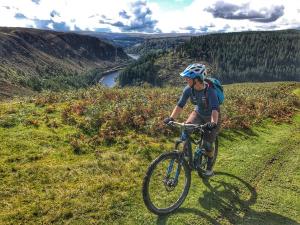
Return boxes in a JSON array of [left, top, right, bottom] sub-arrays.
[[126, 53, 140, 60], [99, 70, 121, 88], [99, 53, 139, 87]]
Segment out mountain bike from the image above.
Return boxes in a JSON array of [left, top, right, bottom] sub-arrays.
[[142, 121, 218, 215]]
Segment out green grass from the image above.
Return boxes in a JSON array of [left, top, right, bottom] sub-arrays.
[[293, 88, 300, 98], [0, 83, 299, 224], [121, 115, 300, 225]]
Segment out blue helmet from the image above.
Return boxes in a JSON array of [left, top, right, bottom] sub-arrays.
[[180, 63, 206, 81]]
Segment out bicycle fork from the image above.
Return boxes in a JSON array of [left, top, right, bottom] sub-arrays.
[[164, 155, 183, 189]]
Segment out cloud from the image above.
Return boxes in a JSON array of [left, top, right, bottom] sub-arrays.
[[33, 19, 71, 31], [119, 10, 130, 19], [31, 0, 40, 5], [251, 6, 284, 22], [100, 0, 160, 32], [33, 19, 52, 29], [205, 1, 284, 23], [111, 21, 125, 27], [1, 0, 299, 33], [51, 21, 70, 31], [181, 26, 209, 33], [181, 26, 198, 33], [50, 10, 60, 18], [15, 13, 27, 19], [181, 24, 216, 33], [94, 27, 112, 32], [88, 14, 99, 19]]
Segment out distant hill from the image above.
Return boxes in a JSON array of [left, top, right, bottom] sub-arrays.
[[76, 31, 145, 49], [0, 27, 129, 98], [119, 29, 300, 86], [125, 36, 192, 55], [76, 31, 199, 49]]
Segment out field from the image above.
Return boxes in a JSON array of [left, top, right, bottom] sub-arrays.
[[0, 82, 299, 224]]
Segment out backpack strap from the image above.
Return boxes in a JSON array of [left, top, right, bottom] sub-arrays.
[[204, 83, 209, 109], [190, 87, 197, 105]]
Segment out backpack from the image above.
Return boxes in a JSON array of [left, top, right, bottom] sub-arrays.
[[204, 77, 224, 105]]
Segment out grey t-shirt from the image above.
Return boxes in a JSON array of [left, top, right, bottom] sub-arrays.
[[177, 85, 219, 117]]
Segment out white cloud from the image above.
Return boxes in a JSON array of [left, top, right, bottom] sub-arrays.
[[0, 0, 299, 33]]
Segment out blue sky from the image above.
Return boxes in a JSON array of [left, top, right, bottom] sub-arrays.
[[1, 0, 299, 33], [148, 0, 194, 10]]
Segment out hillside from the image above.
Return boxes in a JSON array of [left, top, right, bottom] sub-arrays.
[[119, 30, 300, 86], [76, 31, 145, 48], [77, 31, 199, 49], [125, 36, 191, 55], [0, 82, 299, 224], [0, 27, 129, 98]]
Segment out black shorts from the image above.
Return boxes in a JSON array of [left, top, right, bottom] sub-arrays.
[[189, 110, 221, 143]]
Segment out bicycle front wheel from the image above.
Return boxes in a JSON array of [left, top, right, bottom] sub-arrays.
[[142, 152, 191, 215]]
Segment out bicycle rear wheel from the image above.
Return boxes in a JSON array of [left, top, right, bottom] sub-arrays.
[[142, 152, 191, 215]]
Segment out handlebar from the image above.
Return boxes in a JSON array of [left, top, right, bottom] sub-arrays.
[[167, 121, 205, 132]]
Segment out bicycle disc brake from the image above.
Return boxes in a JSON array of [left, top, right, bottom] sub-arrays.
[[163, 177, 177, 192]]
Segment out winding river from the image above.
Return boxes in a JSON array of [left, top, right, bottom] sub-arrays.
[[99, 53, 139, 87]]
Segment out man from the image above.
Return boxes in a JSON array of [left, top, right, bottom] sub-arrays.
[[164, 63, 221, 176]]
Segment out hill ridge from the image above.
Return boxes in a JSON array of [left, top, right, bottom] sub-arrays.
[[0, 27, 129, 98]]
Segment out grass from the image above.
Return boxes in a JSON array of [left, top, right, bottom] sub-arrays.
[[293, 88, 300, 98], [0, 83, 299, 224], [122, 115, 300, 225]]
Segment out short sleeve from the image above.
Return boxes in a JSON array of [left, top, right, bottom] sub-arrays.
[[177, 86, 191, 108]]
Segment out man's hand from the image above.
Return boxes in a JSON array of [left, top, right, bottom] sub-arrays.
[[203, 122, 217, 130], [163, 117, 174, 124]]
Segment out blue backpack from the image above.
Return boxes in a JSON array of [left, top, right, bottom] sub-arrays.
[[204, 77, 224, 105]]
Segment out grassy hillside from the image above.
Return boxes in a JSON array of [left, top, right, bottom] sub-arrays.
[[119, 29, 300, 86], [0, 27, 130, 97], [125, 36, 191, 55], [0, 82, 299, 224]]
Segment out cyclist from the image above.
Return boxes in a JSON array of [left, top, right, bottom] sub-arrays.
[[164, 63, 221, 176]]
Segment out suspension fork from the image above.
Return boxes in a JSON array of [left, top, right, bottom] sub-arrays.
[[165, 153, 184, 184], [165, 129, 193, 182], [166, 158, 175, 178]]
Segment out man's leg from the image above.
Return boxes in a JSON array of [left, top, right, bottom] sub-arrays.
[[202, 139, 215, 176], [185, 111, 201, 124], [203, 115, 221, 175]]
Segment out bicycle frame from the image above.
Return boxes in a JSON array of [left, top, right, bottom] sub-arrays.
[[172, 122, 205, 171], [142, 121, 218, 215]]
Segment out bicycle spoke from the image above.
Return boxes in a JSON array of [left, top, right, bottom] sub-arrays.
[[148, 157, 187, 209]]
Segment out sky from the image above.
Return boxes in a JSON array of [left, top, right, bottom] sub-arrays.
[[1, 0, 300, 34]]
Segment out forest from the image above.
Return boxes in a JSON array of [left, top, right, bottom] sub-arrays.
[[119, 30, 300, 86]]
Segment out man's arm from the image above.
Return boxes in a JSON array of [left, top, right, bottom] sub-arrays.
[[211, 110, 219, 124], [207, 88, 219, 124], [170, 105, 183, 119], [165, 86, 189, 122]]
